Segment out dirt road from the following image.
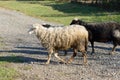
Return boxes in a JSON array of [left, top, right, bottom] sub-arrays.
[[0, 8, 120, 80]]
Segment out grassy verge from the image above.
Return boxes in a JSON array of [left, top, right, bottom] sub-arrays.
[[0, 1, 120, 25], [0, 62, 19, 80], [0, 54, 25, 80], [0, 37, 21, 80]]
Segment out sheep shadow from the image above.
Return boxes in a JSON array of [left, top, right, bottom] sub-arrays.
[[0, 55, 45, 63], [0, 46, 48, 64], [15, 46, 73, 56], [0, 55, 60, 65], [1, 45, 119, 65], [88, 45, 120, 52], [0, 46, 48, 55], [0, 46, 71, 65]]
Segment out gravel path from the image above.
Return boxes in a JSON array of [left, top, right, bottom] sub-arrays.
[[0, 8, 120, 80]]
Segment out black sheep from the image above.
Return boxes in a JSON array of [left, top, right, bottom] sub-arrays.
[[70, 18, 120, 55]]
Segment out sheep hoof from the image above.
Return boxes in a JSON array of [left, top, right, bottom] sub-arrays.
[[90, 52, 94, 55], [83, 62, 88, 66], [67, 62, 71, 64], [59, 61, 67, 64], [109, 52, 115, 55], [45, 62, 50, 65], [64, 54, 67, 56], [67, 60, 72, 64]]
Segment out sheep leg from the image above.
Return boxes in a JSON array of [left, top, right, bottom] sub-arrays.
[[91, 41, 94, 55], [109, 44, 117, 55], [64, 50, 67, 56], [81, 50, 87, 65], [67, 49, 77, 63], [54, 53, 66, 63], [46, 50, 53, 64]]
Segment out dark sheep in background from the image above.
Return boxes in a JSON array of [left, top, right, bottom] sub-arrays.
[[70, 18, 120, 55]]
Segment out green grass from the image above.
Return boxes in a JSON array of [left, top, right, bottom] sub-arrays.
[[0, 62, 19, 80], [0, 55, 25, 80], [0, 37, 16, 80], [0, 1, 120, 25]]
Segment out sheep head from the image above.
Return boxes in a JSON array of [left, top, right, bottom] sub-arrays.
[[42, 23, 51, 28], [70, 18, 85, 25], [28, 23, 42, 34]]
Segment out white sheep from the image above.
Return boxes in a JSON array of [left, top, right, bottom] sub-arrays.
[[29, 23, 88, 64]]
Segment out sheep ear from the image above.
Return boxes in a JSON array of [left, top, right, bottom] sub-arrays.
[[28, 30, 34, 34], [28, 23, 39, 34], [28, 27, 36, 34], [32, 23, 40, 29], [74, 17, 78, 21]]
